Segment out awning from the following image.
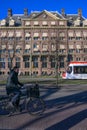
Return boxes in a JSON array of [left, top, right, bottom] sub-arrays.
[[84, 45, 87, 48], [34, 21, 39, 25], [25, 44, 31, 49], [51, 21, 56, 25], [59, 32, 65, 37], [42, 33, 48, 37], [76, 32, 81, 37], [69, 45, 74, 49], [51, 32, 56, 37], [83, 32, 87, 37], [25, 33, 31, 37], [68, 32, 74, 37], [16, 45, 21, 49], [8, 45, 13, 49], [1, 32, 6, 37], [8, 32, 14, 37], [42, 21, 47, 25], [25, 21, 30, 26], [1, 45, 6, 49], [76, 45, 81, 49], [34, 33, 39, 37], [83, 20, 87, 26], [16, 32, 22, 37], [60, 45, 65, 49]]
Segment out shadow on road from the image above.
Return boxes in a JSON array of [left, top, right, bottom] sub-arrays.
[[15, 90, 87, 130], [45, 109, 87, 130], [1, 86, 87, 130]]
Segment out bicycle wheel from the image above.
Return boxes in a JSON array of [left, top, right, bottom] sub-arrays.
[[26, 98, 45, 116]]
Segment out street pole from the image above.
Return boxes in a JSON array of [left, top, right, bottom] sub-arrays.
[[30, 35, 32, 77]]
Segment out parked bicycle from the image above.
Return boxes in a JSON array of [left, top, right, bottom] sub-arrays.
[[0, 84, 45, 116]]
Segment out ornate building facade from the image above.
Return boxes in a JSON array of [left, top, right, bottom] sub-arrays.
[[0, 8, 87, 75]]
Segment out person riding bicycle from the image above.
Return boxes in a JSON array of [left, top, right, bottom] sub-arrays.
[[6, 66, 23, 111]]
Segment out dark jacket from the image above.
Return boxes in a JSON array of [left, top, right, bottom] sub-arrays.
[[6, 70, 22, 95]]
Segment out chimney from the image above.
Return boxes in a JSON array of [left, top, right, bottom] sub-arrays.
[[24, 8, 28, 16], [8, 8, 12, 17], [78, 8, 82, 17], [61, 8, 65, 17]]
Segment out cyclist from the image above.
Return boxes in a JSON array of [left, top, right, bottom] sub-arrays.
[[6, 66, 23, 111]]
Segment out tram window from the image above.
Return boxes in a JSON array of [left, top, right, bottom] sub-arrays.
[[74, 66, 87, 74], [67, 67, 72, 74]]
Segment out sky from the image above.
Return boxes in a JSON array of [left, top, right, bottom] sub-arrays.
[[0, 0, 87, 19]]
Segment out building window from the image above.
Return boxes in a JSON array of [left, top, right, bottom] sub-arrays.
[[33, 37, 39, 40], [24, 57, 30, 68], [42, 44, 48, 51], [68, 49, 74, 53], [51, 57, 55, 68], [84, 48, 87, 53], [0, 58, 5, 68], [33, 44, 39, 51], [41, 56, 47, 68], [59, 49, 66, 53], [83, 37, 87, 40], [59, 56, 64, 68], [59, 37, 65, 40], [51, 44, 56, 51], [51, 37, 56, 40], [76, 57, 81, 61], [60, 62, 64, 68], [0, 49, 6, 54], [42, 37, 48, 40], [24, 49, 30, 53], [16, 49, 20, 53], [32, 57, 38, 68], [15, 57, 20, 68], [76, 37, 82, 40], [68, 37, 75, 40], [76, 49, 81, 53], [25, 37, 31, 41]]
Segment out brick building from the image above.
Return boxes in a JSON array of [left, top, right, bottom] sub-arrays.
[[0, 8, 87, 75]]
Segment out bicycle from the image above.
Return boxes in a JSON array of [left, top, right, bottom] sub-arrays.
[[0, 84, 46, 116]]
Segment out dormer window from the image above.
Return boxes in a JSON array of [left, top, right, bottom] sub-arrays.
[[9, 19, 15, 26], [1, 19, 6, 26], [32, 13, 36, 17]]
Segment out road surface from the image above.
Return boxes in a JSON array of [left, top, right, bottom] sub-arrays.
[[0, 84, 87, 130]]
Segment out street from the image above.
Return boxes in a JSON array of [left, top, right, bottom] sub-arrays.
[[0, 84, 87, 130]]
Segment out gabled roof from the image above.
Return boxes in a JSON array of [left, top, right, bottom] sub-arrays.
[[31, 10, 65, 20]]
